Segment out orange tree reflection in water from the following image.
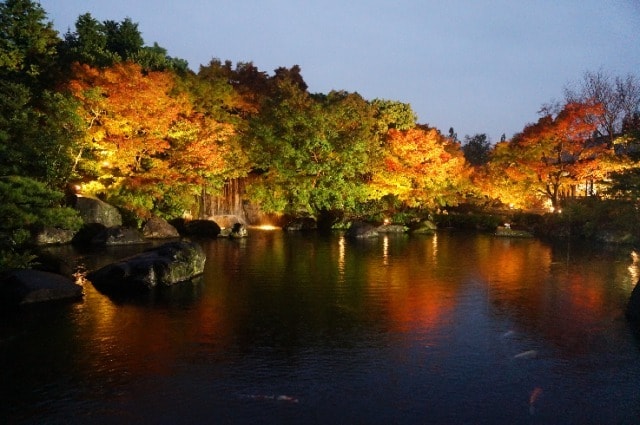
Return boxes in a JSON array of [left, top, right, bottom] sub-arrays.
[[473, 236, 634, 357]]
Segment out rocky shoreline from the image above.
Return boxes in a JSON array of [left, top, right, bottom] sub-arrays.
[[3, 196, 640, 328]]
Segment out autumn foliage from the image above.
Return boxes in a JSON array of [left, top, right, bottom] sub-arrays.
[[4, 2, 640, 225], [370, 127, 468, 208], [66, 62, 246, 217]]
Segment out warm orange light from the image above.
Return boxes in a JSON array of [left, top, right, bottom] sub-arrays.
[[254, 224, 279, 231]]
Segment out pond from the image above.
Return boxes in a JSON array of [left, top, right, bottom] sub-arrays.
[[2, 230, 640, 424]]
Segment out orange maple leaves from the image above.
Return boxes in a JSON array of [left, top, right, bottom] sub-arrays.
[[370, 127, 468, 208], [66, 62, 241, 216]]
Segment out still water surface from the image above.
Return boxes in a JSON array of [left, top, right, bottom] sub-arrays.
[[2, 230, 640, 424]]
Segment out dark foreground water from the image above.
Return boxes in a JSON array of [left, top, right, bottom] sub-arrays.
[[2, 230, 640, 424]]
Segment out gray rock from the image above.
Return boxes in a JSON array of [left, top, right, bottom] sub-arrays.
[[33, 227, 75, 245], [143, 216, 180, 239], [495, 226, 533, 238], [76, 226, 148, 246], [1, 269, 83, 306], [284, 217, 317, 231], [412, 220, 437, 234], [74, 196, 122, 227], [345, 221, 379, 238], [101, 227, 147, 246], [377, 224, 408, 233], [219, 223, 248, 238], [87, 241, 206, 293], [210, 215, 245, 229], [183, 220, 221, 238]]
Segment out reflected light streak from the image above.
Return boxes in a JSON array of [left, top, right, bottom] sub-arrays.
[[382, 235, 389, 265], [432, 232, 438, 261], [628, 250, 639, 286], [338, 236, 345, 282]]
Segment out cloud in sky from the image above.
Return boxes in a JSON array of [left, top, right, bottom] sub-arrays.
[[39, 0, 640, 141]]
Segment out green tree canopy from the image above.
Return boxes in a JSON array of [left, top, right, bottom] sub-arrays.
[[462, 133, 492, 166], [0, 176, 81, 272], [245, 75, 377, 215], [0, 0, 84, 187], [0, 0, 59, 87], [370, 98, 417, 134], [61, 14, 186, 71]]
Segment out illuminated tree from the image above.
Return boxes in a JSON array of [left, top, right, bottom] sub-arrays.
[[69, 62, 182, 176], [188, 59, 246, 121], [502, 101, 622, 209], [68, 61, 246, 218], [480, 140, 542, 210], [370, 98, 417, 135], [245, 76, 377, 214], [565, 70, 640, 142], [369, 126, 469, 209]]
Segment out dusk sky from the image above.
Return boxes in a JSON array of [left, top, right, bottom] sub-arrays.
[[38, 0, 640, 142]]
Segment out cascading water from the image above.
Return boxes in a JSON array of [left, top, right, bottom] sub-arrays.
[[202, 177, 280, 227]]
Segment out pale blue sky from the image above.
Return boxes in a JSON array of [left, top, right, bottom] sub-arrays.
[[39, 0, 640, 141]]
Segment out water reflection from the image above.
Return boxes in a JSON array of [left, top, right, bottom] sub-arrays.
[[3, 231, 640, 424], [629, 250, 640, 286], [337, 236, 346, 283]]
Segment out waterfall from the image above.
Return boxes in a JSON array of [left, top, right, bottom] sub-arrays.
[[202, 176, 281, 227]]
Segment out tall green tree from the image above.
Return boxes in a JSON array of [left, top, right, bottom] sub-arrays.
[[370, 98, 417, 135], [0, 176, 82, 272], [245, 74, 376, 215], [103, 17, 143, 60], [60, 13, 113, 67], [462, 133, 491, 166], [0, 0, 83, 187], [0, 0, 59, 87]]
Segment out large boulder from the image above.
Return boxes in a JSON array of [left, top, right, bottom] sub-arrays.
[[72, 224, 147, 246], [495, 226, 533, 238], [72, 223, 107, 245], [219, 222, 248, 238], [143, 216, 180, 239], [183, 220, 221, 238], [412, 220, 437, 235], [345, 221, 379, 239], [74, 196, 122, 227], [87, 241, 206, 293], [33, 227, 76, 245], [210, 215, 246, 230], [284, 217, 317, 231], [377, 224, 408, 233], [0, 269, 83, 306], [99, 227, 147, 246]]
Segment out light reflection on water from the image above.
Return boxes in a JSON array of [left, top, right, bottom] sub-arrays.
[[2, 231, 640, 424]]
